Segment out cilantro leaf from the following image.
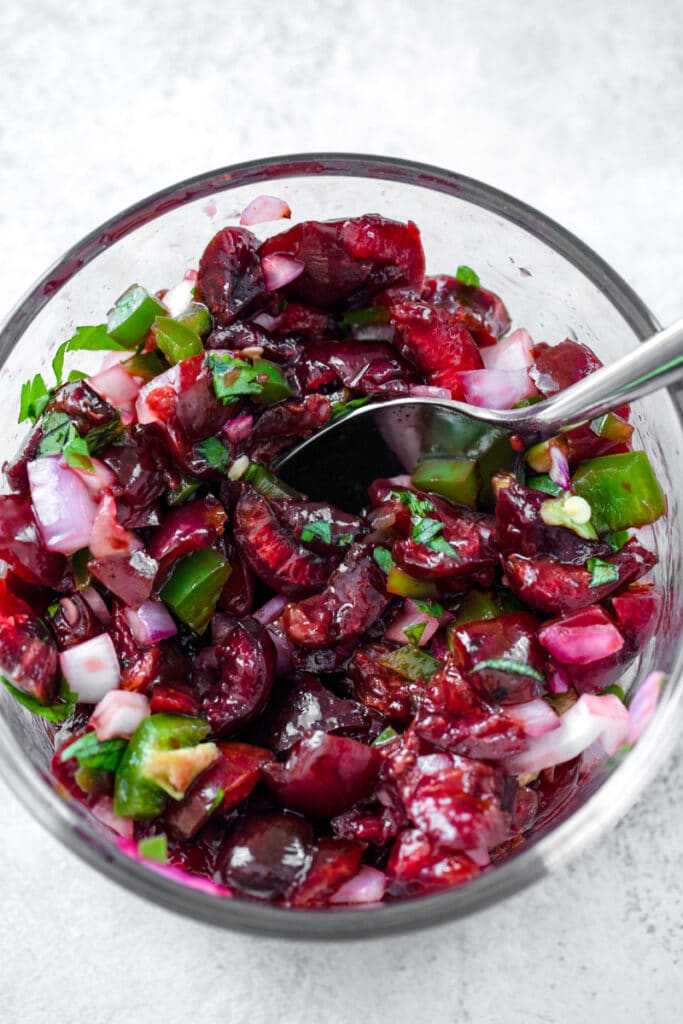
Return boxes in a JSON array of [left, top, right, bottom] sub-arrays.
[[52, 324, 126, 383], [587, 557, 619, 588], [337, 532, 354, 546], [137, 833, 168, 863], [1, 675, 75, 723], [372, 726, 398, 747], [63, 435, 94, 473], [301, 520, 333, 546], [470, 658, 545, 683], [403, 621, 427, 645], [37, 411, 94, 471], [427, 534, 459, 560], [414, 599, 445, 618], [390, 490, 436, 518], [373, 546, 395, 574], [195, 436, 231, 471], [208, 788, 225, 814], [455, 265, 481, 288], [19, 373, 51, 424], [526, 474, 564, 497], [330, 396, 370, 420], [60, 732, 128, 772], [411, 516, 443, 546], [206, 353, 263, 404]]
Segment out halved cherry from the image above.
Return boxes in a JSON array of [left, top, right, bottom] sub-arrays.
[[197, 226, 268, 325]]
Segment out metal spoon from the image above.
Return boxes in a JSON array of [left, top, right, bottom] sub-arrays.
[[275, 319, 683, 510]]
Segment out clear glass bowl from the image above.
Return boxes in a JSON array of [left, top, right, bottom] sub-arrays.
[[0, 154, 680, 939]]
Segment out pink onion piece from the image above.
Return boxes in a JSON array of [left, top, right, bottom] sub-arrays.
[[124, 600, 177, 646], [408, 384, 452, 399], [506, 698, 561, 737], [81, 586, 111, 624], [28, 455, 98, 555], [60, 633, 121, 704], [252, 593, 289, 626], [240, 194, 292, 226], [504, 693, 628, 774], [329, 866, 387, 905], [481, 328, 535, 371], [627, 670, 665, 744], [90, 689, 150, 740], [89, 491, 143, 560], [136, 364, 180, 424], [89, 363, 141, 411], [222, 414, 254, 444], [89, 549, 158, 609], [267, 622, 294, 675], [92, 797, 134, 839], [101, 351, 131, 371], [260, 253, 305, 292], [385, 599, 442, 648], [456, 368, 536, 409], [464, 847, 491, 868], [548, 444, 571, 491], [538, 612, 624, 665], [250, 311, 282, 331], [548, 662, 570, 693], [386, 474, 414, 489], [65, 456, 117, 499]]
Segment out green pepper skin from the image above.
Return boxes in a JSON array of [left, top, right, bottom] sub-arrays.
[[386, 566, 439, 599], [107, 285, 166, 347], [571, 451, 666, 533], [114, 715, 210, 819], [243, 462, 303, 501], [412, 458, 479, 507], [152, 316, 204, 364], [250, 359, 293, 405], [379, 646, 440, 683], [160, 548, 231, 633]]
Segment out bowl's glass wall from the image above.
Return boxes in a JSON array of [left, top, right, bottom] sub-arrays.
[[0, 156, 680, 938]]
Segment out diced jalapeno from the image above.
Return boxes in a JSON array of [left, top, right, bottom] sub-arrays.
[[160, 548, 231, 633], [107, 285, 166, 347], [452, 589, 505, 627], [166, 472, 202, 507], [152, 316, 204, 365], [590, 412, 634, 444], [176, 302, 212, 337], [411, 457, 479, 506], [571, 451, 666, 533], [250, 359, 293, 405], [243, 462, 303, 500], [379, 646, 440, 683], [386, 566, 439, 599]]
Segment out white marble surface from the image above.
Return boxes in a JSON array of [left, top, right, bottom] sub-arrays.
[[1, 1, 682, 1020]]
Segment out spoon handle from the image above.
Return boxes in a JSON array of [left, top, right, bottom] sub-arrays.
[[531, 318, 683, 439]]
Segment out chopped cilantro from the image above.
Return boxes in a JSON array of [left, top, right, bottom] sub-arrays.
[[330, 396, 370, 420], [195, 436, 231, 471], [63, 435, 94, 473], [301, 520, 333, 546], [60, 732, 127, 772], [338, 532, 354, 546], [427, 534, 459, 559], [19, 373, 50, 424], [52, 324, 126, 383], [372, 726, 398, 747], [373, 546, 395, 574], [403, 621, 427, 645], [208, 788, 225, 814], [587, 556, 619, 588], [137, 833, 168, 863], [527, 474, 564, 497], [206, 353, 263, 404], [414, 599, 445, 618], [470, 658, 545, 683], [455, 265, 481, 288], [411, 516, 443, 546], [390, 489, 436, 518], [1, 675, 75, 723], [37, 411, 94, 471]]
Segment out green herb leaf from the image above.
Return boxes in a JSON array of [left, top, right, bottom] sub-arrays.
[[208, 788, 225, 814], [337, 532, 354, 546], [63, 435, 94, 473], [586, 556, 619, 588], [195, 436, 231, 471], [411, 516, 443, 546], [52, 324, 127, 383], [527, 474, 564, 497], [206, 353, 263, 404], [330, 396, 370, 420], [427, 534, 459, 559], [37, 411, 76, 456], [60, 732, 128, 772], [372, 726, 398, 747], [414, 599, 445, 617], [1, 675, 74, 723], [403, 621, 427, 645], [137, 833, 168, 863], [373, 546, 395, 574], [455, 265, 481, 288], [470, 658, 545, 683], [19, 373, 51, 424], [301, 520, 333, 546], [390, 490, 437, 518]]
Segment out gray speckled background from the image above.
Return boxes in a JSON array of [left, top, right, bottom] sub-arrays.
[[0, 1, 681, 1020]]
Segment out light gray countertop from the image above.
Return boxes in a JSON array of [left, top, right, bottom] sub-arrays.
[[1, 1, 681, 1021]]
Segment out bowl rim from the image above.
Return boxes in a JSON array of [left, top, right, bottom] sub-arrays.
[[0, 151, 680, 940]]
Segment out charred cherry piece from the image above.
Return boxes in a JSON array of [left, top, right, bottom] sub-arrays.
[[289, 837, 364, 907], [253, 672, 382, 753], [262, 730, 382, 818], [193, 614, 276, 735], [282, 545, 389, 648], [495, 482, 610, 565], [449, 611, 547, 704], [197, 226, 268, 325], [387, 828, 480, 895], [390, 301, 483, 398], [167, 741, 274, 838], [148, 495, 227, 577], [234, 486, 336, 597], [217, 812, 314, 899], [502, 541, 657, 616], [0, 495, 66, 587], [51, 593, 102, 651], [0, 613, 59, 703], [414, 657, 526, 758], [349, 641, 422, 724]]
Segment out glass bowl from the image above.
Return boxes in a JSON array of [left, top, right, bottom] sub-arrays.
[[0, 154, 680, 939]]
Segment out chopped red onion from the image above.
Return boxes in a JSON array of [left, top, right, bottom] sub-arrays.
[[385, 599, 442, 648], [506, 698, 561, 737], [505, 693, 628, 774], [250, 311, 283, 331], [464, 847, 491, 867], [548, 662, 570, 693], [222, 414, 254, 444], [538, 612, 624, 665], [252, 593, 289, 625], [92, 796, 134, 838], [548, 444, 571, 491], [124, 600, 177, 646], [28, 455, 98, 555], [240, 195, 292, 226], [408, 384, 452, 400], [267, 622, 293, 675], [162, 277, 195, 317], [89, 491, 143, 560], [260, 253, 305, 292], [456, 368, 536, 409], [60, 633, 121, 703], [90, 689, 150, 740], [481, 328, 535, 371], [65, 456, 117, 499], [81, 586, 111, 624], [89, 363, 141, 411], [627, 670, 665, 743], [329, 865, 387, 905]]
